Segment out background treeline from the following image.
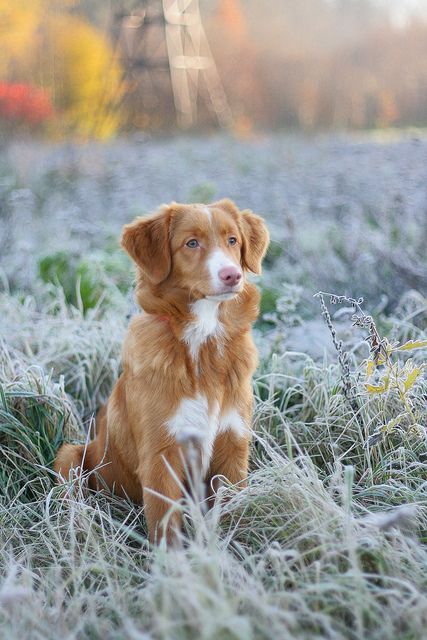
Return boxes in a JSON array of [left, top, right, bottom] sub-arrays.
[[207, 0, 427, 130], [1, 0, 427, 137]]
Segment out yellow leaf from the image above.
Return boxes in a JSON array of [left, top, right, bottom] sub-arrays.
[[403, 367, 423, 393], [397, 339, 427, 352], [366, 359, 376, 376], [366, 375, 390, 394], [384, 339, 395, 356], [366, 384, 384, 394], [380, 413, 406, 433], [377, 353, 386, 365]]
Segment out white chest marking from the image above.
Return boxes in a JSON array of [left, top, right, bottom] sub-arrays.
[[219, 409, 249, 438], [182, 298, 223, 360], [166, 395, 220, 475], [166, 401, 249, 476]]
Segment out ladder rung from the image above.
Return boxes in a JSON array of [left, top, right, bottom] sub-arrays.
[[170, 55, 212, 70]]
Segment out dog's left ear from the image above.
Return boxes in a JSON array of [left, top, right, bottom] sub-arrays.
[[213, 199, 270, 274], [240, 209, 270, 274], [121, 205, 172, 284]]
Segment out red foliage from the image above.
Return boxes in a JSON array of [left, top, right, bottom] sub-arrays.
[[0, 82, 53, 125]]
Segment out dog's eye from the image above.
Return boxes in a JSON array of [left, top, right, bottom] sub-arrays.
[[228, 237, 237, 246], [186, 239, 199, 248]]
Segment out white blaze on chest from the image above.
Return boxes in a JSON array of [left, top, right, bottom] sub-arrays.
[[219, 409, 249, 438], [166, 397, 248, 475], [166, 394, 220, 474], [182, 298, 223, 360]]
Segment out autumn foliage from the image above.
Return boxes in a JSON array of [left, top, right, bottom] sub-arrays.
[[206, 1, 427, 131], [0, 82, 53, 126], [0, 0, 122, 139], [1, 0, 427, 136]]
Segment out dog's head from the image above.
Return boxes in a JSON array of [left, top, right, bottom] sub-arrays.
[[121, 199, 269, 301]]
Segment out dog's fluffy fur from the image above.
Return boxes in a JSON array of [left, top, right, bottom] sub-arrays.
[[54, 198, 269, 543]]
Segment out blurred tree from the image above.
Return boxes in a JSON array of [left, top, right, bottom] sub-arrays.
[[206, 0, 427, 131], [0, 82, 53, 129], [2, 0, 427, 134], [207, 0, 267, 133], [0, 0, 123, 138], [39, 12, 123, 138], [0, 1, 42, 77]]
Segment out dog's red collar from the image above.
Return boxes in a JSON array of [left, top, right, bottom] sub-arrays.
[[146, 313, 169, 323]]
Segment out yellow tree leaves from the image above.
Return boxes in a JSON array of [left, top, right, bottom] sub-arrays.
[[0, 0, 123, 138], [0, 1, 44, 77], [41, 13, 123, 138]]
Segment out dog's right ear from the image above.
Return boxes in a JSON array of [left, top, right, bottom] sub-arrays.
[[121, 205, 172, 284]]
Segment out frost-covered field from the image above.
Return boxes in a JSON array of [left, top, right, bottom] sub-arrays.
[[0, 133, 426, 639]]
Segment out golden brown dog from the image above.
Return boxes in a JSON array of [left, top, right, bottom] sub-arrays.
[[54, 199, 269, 543]]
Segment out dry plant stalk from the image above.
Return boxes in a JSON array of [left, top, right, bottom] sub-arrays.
[[314, 292, 427, 447], [313, 292, 360, 416]]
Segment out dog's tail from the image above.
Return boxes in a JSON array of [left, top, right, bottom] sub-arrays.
[[54, 442, 86, 480], [54, 404, 107, 482]]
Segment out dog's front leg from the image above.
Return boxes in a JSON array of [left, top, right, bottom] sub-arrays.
[[140, 446, 185, 545], [207, 428, 251, 503]]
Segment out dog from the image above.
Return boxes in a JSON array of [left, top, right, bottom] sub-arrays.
[[54, 199, 269, 544]]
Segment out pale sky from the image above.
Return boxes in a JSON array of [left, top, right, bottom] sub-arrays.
[[376, 0, 427, 25]]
